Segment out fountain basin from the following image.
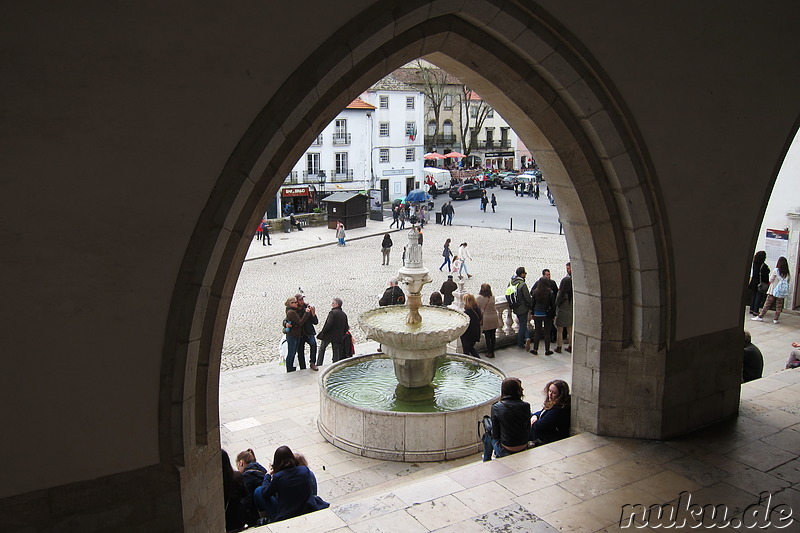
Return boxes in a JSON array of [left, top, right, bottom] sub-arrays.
[[360, 305, 469, 387], [318, 353, 504, 462]]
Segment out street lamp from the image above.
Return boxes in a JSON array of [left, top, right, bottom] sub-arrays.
[[318, 170, 326, 197]]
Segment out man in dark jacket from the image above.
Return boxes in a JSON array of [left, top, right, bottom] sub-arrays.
[[532, 269, 558, 343], [317, 298, 349, 364], [742, 331, 764, 383], [379, 277, 406, 306], [295, 294, 319, 371], [508, 267, 532, 349], [440, 275, 458, 306]]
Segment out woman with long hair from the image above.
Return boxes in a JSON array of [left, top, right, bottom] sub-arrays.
[[460, 293, 483, 358], [457, 242, 473, 278], [476, 283, 500, 358], [753, 256, 791, 324], [748, 251, 770, 315], [554, 277, 573, 353], [482, 377, 531, 461], [530, 380, 571, 445], [221, 449, 247, 532], [254, 445, 329, 523], [439, 238, 453, 272], [530, 276, 555, 355], [284, 296, 310, 372], [381, 233, 392, 265]]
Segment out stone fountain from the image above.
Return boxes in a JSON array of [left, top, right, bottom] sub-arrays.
[[318, 226, 504, 461]]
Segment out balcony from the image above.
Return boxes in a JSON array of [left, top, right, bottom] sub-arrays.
[[284, 171, 300, 184], [330, 169, 354, 182], [310, 134, 323, 146], [428, 134, 458, 146], [332, 133, 351, 146], [477, 139, 511, 149]]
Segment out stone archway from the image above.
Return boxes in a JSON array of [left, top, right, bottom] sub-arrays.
[[160, 1, 672, 527]]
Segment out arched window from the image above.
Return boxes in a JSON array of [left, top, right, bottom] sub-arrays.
[[443, 120, 453, 136], [427, 120, 436, 136]]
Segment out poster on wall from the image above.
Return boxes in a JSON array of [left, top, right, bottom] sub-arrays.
[[765, 229, 789, 261], [369, 189, 383, 221]]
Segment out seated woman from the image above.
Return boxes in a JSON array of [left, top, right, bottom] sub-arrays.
[[482, 377, 532, 461], [530, 379, 571, 445], [235, 448, 268, 527], [254, 445, 329, 523]]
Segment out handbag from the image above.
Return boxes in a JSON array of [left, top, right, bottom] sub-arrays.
[[758, 281, 769, 293]]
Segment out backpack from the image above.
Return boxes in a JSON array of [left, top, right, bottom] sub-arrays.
[[774, 276, 790, 298], [505, 281, 521, 309], [282, 319, 292, 334]]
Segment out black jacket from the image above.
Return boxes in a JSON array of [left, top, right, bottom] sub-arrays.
[[297, 304, 319, 336], [240, 462, 268, 524], [317, 306, 349, 343], [379, 286, 406, 306], [440, 280, 458, 305], [530, 404, 571, 444], [490, 396, 532, 448]]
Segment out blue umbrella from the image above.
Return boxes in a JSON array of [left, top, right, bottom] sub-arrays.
[[405, 189, 430, 203]]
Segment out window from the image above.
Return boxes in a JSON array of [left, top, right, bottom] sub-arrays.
[[443, 120, 453, 136], [379, 148, 389, 163], [405, 122, 416, 136], [470, 105, 478, 118], [335, 152, 348, 174], [334, 119, 347, 139], [487, 108, 494, 118], [379, 122, 390, 136], [307, 153, 320, 175], [379, 95, 389, 109], [427, 120, 436, 136], [405, 148, 415, 161], [443, 94, 453, 110], [406, 96, 414, 109]]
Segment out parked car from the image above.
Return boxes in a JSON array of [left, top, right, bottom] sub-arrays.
[[448, 183, 483, 200], [499, 173, 518, 189]]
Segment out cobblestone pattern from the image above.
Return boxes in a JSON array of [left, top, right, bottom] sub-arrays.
[[222, 224, 569, 370]]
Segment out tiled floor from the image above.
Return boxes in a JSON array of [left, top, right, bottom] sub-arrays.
[[220, 313, 800, 532]]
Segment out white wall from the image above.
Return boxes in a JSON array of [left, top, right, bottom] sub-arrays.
[[758, 129, 800, 264]]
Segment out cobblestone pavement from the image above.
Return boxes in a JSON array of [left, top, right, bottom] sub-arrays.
[[222, 220, 569, 371]]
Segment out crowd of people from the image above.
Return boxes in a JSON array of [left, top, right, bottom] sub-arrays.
[[221, 446, 329, 531], [283, 293, 351, 372]]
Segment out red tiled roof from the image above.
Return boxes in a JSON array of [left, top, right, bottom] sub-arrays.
[[347, 97, 377, 110]]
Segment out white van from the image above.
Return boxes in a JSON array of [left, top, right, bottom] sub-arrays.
[[423, 168, 452, 195]]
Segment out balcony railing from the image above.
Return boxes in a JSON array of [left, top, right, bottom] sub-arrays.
[[310, 134, 323, 146], [428, 134, 458, 146], [332, 133, 351, 145], [284, 171, 300, 184], [477, 139, 512, 149], [330, 169, 354, 182]]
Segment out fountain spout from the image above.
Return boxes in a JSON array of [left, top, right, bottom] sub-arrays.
[[397, 226, 432, 326]]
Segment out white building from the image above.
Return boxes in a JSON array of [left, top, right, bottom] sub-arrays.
[[361, 75, 426, 201]]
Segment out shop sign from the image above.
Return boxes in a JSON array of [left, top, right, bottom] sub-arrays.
[[485, 151, 514, 157], [282, 187, 309, 197]]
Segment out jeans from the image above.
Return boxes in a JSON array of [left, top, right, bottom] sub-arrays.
[[253, 486, 278, 522], [483, 329, 496, 354], [439, 257, 451, 271], [516, 312, 529, 348], [286, 335, 299, 372], [532, 315, 552, 351], [749, 289, 765, 313], [482, 432, 510, 462], [297, 335, 316, 368], [459, 261, 469, 276]]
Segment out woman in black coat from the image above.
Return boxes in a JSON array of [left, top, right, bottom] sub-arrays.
[[530, 380, 571, 445], [748, 250, 770, 316], [460, 293, 483, 358]]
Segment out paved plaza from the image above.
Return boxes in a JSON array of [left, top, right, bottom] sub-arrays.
[[223, 218, 568, 370], [220, 218, 800, 532]]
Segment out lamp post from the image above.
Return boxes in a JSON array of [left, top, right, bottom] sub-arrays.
[[318, 170, 326, 197]]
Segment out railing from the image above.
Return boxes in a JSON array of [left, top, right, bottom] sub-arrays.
[[305, 172, 322, 183], [331, 169, 354, 182], [332, 133, 351, 145], [427, 134, 458, 146], [284, 171, 300, 184], [446, 293, 531, 352], [477, 139, 512, 149], [310, 134, 323, 146]]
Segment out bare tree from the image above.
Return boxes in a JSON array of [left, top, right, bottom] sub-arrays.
[[412, 60, 450, 144], [457, 87, 492, 156]]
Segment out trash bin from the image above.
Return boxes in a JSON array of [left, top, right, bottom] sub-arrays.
[[435, 212, 443, 225], [284, 218, 291, 233]]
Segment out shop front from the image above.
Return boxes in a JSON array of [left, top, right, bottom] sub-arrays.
[[280, 186, 317, 214]]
